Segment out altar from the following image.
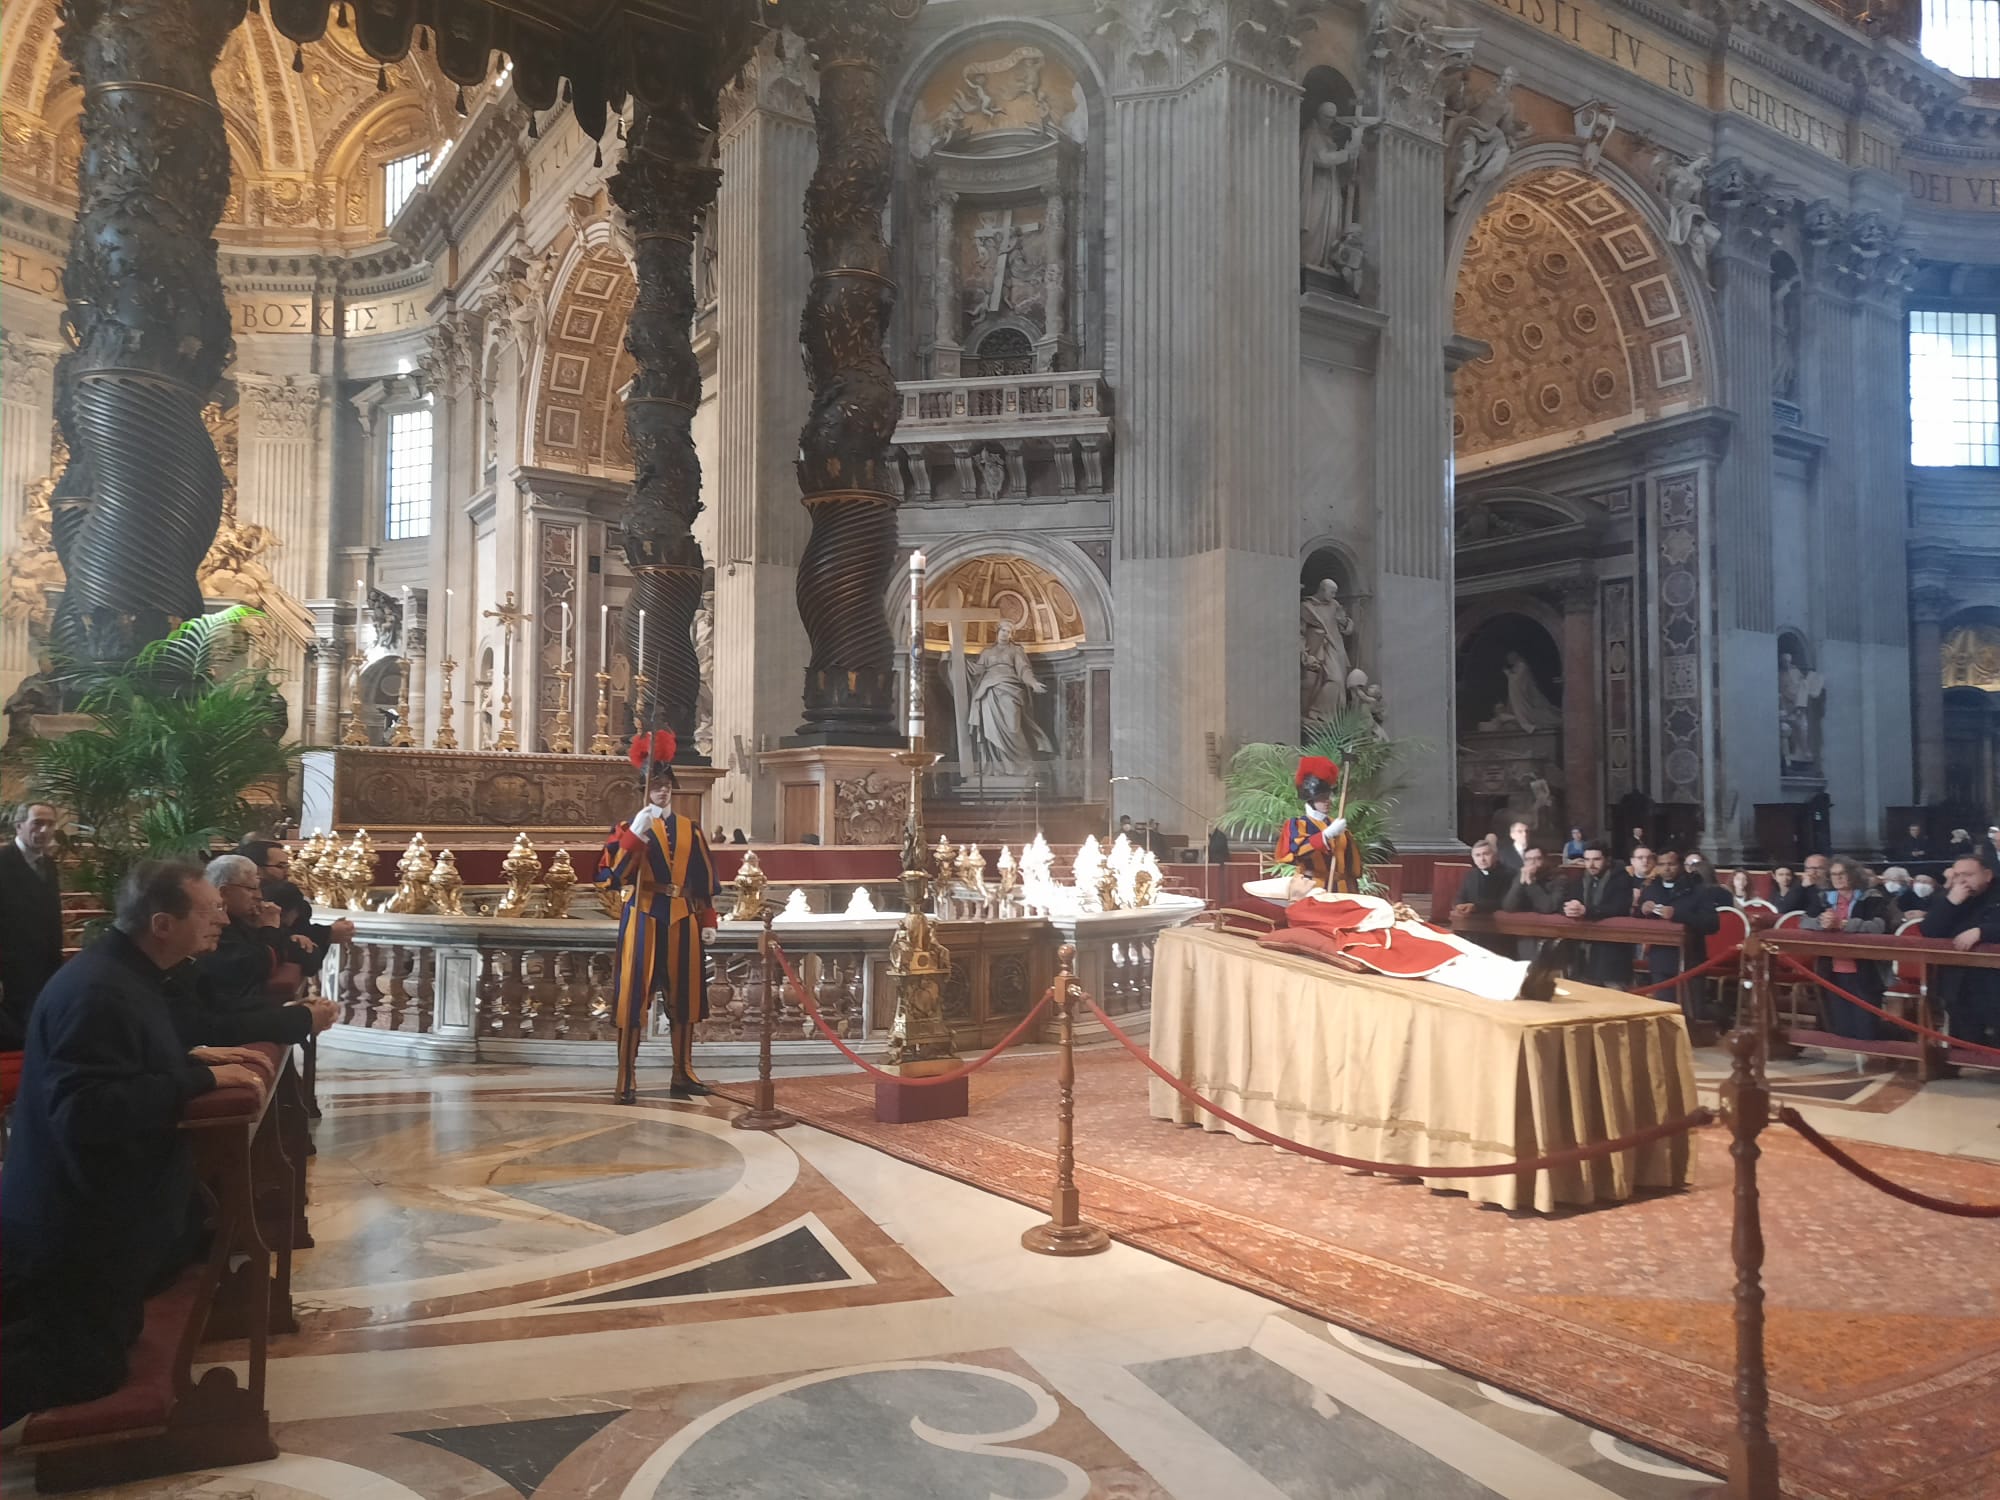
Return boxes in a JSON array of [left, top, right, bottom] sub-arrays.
[[1146, 926, 1698, 1213]]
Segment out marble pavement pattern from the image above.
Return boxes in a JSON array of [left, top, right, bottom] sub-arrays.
[[0, 1058, 1737, 1499]]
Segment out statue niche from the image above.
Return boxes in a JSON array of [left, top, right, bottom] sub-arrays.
[[912, 42, 1084, 378], [1456, 611, 1566, 844]]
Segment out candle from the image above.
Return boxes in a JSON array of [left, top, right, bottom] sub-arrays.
[[907, 549, 925, 741], [636, 608, 646, 671], [355, 579, 367, 649], [598, 603, 608, 675], [443, 587, 452, 658]]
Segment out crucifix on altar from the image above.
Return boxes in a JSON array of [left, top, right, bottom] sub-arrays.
[[483, 590, 532, 753]]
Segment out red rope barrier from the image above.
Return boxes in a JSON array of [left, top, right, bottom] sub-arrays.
[[1777, 1107, 2000, 1218], [1774, 956, 2000, 1063], [1626, 946, 1742, 998], [1080, 994, 1714, 1179], [767, 940, 1053, 1087]]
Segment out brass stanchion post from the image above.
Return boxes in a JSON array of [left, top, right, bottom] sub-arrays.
[[733, 910, 797, 1132], [1022, 945, 1110, 1257], [1694, 1027, 1780, 1500], [589, 670, 616, 754]]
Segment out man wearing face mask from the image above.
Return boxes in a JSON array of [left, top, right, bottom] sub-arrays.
[[1902, 872, 1939, 913]]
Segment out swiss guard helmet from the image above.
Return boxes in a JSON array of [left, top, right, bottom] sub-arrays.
[[1295, 754, 1340, 806], [629, 729, 679, 789]]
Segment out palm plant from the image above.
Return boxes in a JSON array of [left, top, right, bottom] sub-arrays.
[[1220, 707, 1422, 889], [10, 608, 296, 906]]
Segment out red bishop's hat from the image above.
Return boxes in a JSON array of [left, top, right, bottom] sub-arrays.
[[1295, 755, 1340, 793]]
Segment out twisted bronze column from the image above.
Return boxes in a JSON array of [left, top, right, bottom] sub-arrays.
[[608, 105, 719, 751], [787, 0, 915, 745], [50, 0, 246, 666]]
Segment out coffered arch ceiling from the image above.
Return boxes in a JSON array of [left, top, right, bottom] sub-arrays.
[[0, 1, 462, 245], [533, 242, 638, 475], [1452, 168, 1709, 466]]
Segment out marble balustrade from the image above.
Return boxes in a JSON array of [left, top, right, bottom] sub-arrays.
[[316, 895, 1203, 1067]]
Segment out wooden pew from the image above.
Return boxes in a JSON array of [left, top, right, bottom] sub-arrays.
[[18, 1045, 298, 1492]]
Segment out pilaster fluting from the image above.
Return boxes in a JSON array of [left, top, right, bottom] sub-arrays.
[[49, 0, 246, 666], [237, 374, 324, 606], [787, 0, 913, 746], [1363, 15, 1472, 847], [608, 104, 720, 752], [714, 32, 816, 823], [1910, 585, 1949, 806], [1707, 172, 1782, 636]]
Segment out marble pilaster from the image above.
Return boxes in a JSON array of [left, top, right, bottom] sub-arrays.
[[1363, 18, 1473, 849], [1557, 582, 1601, 841], [0, 333, 59, 699], [713, 34, 817, 834], [237, 374, 326, 606], [1910, 584, 1949, 806], [1105, 12, 1304, 828]]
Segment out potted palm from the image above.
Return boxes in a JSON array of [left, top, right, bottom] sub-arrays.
[[1219, 707, 1419, 893], [9, 607, 296, 912]]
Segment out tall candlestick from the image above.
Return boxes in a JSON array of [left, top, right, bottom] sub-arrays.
[[355, 578, 367, 651], [598, 602, 608, 675], [443, 586, 452, 659], [906, 549, 925, 742], [560, 601, 570, 669]]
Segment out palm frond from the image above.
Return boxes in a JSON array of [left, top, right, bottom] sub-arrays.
[[1221, 711, 1425, 873]]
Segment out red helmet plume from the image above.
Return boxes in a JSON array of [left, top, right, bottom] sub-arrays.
[[1294, 755, 1340, 793], [629, 729, 677, 770]]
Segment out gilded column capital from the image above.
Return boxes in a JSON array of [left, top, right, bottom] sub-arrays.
[[237, 373, 323, 441]]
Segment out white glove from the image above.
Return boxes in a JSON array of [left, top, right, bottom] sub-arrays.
[[629, 803, 665, 839], [1328, 817, 1347, 838]]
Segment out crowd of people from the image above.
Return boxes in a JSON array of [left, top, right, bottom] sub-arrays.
[[1451, 819, 2000, 1049], [0, 802, 350, 1426]]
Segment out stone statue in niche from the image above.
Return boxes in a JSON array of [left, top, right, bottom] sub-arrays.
[[1346, 667, 1387, 737], [930, 45, 1062, 151], [1653, 149, 1721, 260], [1326, 229, 1365, 298], [691, 594, 714, 757], [1770, 267, 1802, 402], [1300, 102, 1370, 270], [1779, 649, 1826, 772], [966, 209, 1045, 326], [1299, 579, 1357, 726], [976, 446, 1007, 499], [1478, 652, 1562, 732], [1571, 100, 1617, 174], [967, 622, 1053, 774], [1444, 67, 1526, 218], [496, 251, 553, 359]]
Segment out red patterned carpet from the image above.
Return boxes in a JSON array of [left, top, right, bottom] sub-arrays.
[[746, 1051, 2000, 1500]]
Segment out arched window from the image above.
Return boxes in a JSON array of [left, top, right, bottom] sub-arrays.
[[1922, 0, 2000, 77], [971, 327, 1034, 377]]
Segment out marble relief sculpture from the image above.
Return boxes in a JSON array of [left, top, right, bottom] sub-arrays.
[[967, 622, 1053, 774], [1299, 579, 1357, 726], [1444, 67, 1526, 218], [1654, 149, 1721, 260], [1479, 652, 1562, 732], [1771, 267, 1802, 402]]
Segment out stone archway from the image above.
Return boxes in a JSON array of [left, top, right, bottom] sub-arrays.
[[1456, 608, 1566, 846]]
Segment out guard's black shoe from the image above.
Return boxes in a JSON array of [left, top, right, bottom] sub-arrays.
[[669, 1076, 711, 1099]]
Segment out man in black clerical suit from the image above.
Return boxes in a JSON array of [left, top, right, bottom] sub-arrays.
[[172, 855, 335, 1049], [1923, 857, 2000, 1052], [236, 838, 353, 973], [0, 801, 65, 1049], [1563, 842, 1638, 989], [1, 860, 269, 1425], [1449, 838, 1515, 955], [1502, 845, 1565, 960]]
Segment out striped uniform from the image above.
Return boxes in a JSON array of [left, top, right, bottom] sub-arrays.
[[1274, 815, 1361, 895], [599, 811, 716, 1033]]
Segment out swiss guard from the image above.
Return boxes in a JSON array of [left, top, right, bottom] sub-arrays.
[[1274, 754, 1362, 895], [600, 729, 718, 1104]]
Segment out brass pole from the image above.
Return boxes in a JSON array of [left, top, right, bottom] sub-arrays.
[[432, 656, 459, 750], [734, 910, 797, 1132], [1021, 945, 1110, 1257], [590, 669, 616, 754]]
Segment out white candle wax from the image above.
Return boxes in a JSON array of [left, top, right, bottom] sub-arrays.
[[443, 587, 452, 659], [599, 603, 608, 675], [637, 608, 646, 671], [560, 601, 570, 669]]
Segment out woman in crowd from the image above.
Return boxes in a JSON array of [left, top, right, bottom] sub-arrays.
[[1808, 855, 1892, 1041], [1770, 866, 1796, 905], [1728, 869, 1756, 905]]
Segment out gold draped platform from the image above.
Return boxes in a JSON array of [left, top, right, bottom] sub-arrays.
[[1147, 927, 1699, 1213]]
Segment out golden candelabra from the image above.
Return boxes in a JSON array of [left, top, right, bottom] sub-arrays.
[[340, 663, 370, 746], [548, 668, 575, 755], [589, 670, 616, 754], [389, 663, 416, 747], [495, 683, 519, 752], [433, 657, 459, 750], [629, 671, 649, 747]]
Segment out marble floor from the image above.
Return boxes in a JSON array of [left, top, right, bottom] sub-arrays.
[[3, 1043, 1991, 1500]]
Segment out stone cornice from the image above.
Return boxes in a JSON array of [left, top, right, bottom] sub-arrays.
[[393, 97, 533, 265]]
